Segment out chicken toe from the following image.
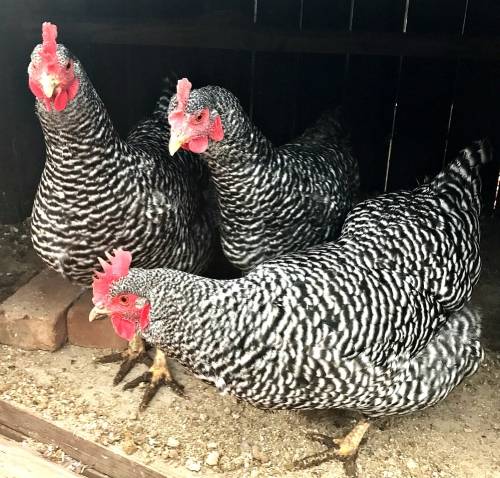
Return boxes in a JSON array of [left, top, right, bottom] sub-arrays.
[[123, 348, 185, 411], [95, 333, 152, 385], [293, 420, 370, 471]]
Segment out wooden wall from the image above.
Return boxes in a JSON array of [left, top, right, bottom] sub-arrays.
[[0, 0, 499, 223]]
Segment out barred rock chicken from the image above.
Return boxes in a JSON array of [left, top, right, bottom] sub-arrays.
[[90, 140, 488, 467], [167, 78, 359, 272], [28, 22, 216, 408]]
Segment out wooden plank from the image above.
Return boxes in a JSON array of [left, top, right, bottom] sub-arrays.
[[382, 0, 467, 191], [294, 1, 351, 137], [406, 0, 467, 35], [0, 400, 172, 478], [181, 48, 253, 114], [294, 54, 346, 136], [343, 55, 401, 193], [0, 422, 25, 442], [466, 0, 500, 36], [0, 422, 111, 478], [352, 0, 405, 33], [82, 468, 111, 478], [445, 60, 500, 215], [252, 52, 299, 144], [0, 435, 82, 478], [386, 58, 456, 190], [457, 0, 500, 216], [9, 19, 500, 60], [302, 0, 352, 30], [250, 0, 300, 143], [0, 22, 44, 224], [258, 0, 302, 28]]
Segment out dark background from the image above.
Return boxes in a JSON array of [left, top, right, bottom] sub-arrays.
[[0, 0, 499, 223]]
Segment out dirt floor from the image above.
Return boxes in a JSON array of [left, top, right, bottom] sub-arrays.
[[0, 218, 499, 478]]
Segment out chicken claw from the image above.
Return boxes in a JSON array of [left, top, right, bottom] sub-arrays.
[[123, 348, 185, 411], [95, 333, 152, 385], [293, 420, 370, 471]]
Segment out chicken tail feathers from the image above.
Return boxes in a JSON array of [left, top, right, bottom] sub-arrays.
[[431, 139, 492, 205], [449, 139, 492, 175], [459, 139, 492, 168]]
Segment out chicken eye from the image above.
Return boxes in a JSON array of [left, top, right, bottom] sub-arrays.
[[119, 296, 129, 305], [194, 112, 204, 122], [65, 61, 71, 70]]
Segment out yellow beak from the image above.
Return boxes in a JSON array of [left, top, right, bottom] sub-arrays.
[[89, 305, 111, 322], [40, 72, 58, 98], [168, 132, 188, 156]]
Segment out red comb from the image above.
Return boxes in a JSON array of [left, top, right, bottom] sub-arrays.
[[92, 248, 132, 306], [176, 78, 192, 110], [168, 78, 192, 126], [39, 22, 60, 75], [42, 22, 58, 55]]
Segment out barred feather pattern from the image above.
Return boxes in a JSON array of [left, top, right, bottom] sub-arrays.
[[170, 86, 359, 272], [109, 142, 487, 416], [30, 44, 215, 286]]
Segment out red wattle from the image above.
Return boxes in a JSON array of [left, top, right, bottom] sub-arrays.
[[53, 89, 68, 111], [187, 136, 209, 153], [110, 315, 136, 341], [139, 303, 151, 331], [209, 115, 224, 141], [43, 97, 52, 111], [67, 78, 79, 101], [28, 78, 44, 99]]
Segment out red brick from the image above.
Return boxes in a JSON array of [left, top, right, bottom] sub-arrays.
[[67, 291, 127, 349], [0, 269, 83, 351]]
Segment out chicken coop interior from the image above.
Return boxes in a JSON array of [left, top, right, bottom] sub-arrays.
[[0, 1, 499, 477]]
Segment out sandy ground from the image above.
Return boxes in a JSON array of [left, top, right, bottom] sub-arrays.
[[0, 346, 499, 478], [0, 218, 499, 478]]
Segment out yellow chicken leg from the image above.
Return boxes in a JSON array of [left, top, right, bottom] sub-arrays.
[[293, 420, 370, 470], [123, 348, 185, 411], [95, 333, 152, 385]]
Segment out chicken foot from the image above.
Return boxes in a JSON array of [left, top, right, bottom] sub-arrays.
[[123, 348, 185, 411], [293, 420, 370, 472], [95, 333, 152, 385]]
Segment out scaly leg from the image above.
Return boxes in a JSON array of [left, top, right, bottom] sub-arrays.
[[95, 333, 152, 385], [293, 420, 370, 471], [123, 348, 185, 411]]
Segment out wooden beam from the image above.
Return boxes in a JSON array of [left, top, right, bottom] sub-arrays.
[[0, 400, 179, 478], [0, 435, 82, 478], [12, 18, 500, 60], [0, 421, 110, 478], [0, 422, 25, 442], [82, 468, 111, 478]]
